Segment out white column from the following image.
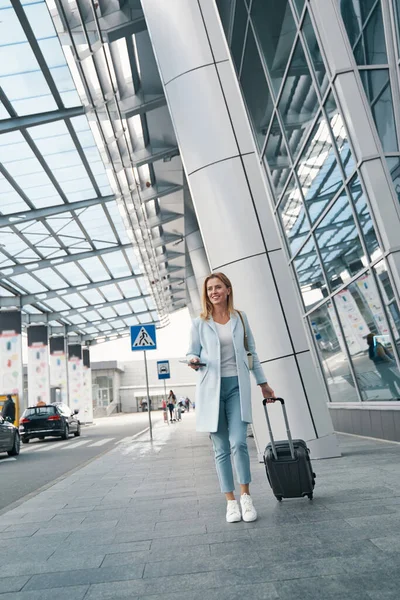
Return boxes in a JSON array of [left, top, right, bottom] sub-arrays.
[[184, 184, 210, 303], [27, 325, 50, 407], [49, 336, 68, 404], [142, 0, 339, 458], [82, 347, 93, 424], [68, 343, 83, 414], [0, 310, 24, 416]]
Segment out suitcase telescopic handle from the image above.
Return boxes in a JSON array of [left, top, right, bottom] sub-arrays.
[[262, 397, 295, 460]]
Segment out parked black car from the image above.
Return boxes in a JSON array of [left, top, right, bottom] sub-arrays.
[[0, 415, 20, 457], [19, 404, 81, 444]]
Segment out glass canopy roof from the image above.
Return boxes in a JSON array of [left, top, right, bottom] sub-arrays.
[[0, 0, 186, 343]]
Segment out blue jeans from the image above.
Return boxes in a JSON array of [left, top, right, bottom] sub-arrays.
[[210, 376, 251, 493]]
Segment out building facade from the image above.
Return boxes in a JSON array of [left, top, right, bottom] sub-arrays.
[[215, 0, 400, 438]]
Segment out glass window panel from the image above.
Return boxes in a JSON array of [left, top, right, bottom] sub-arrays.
[[99, 285, 123, 302], [250, 0, 297, 95], [374, 260, 400, 346], [78, 257, 109, 281], [296, 113, 343, 223], [302, 11, 328, 94], [315, 190, 366, 290], [386, 156, 400, 205], [341, 0, 381, 48], [216, 0, 234, 39], [353, 3, 387, 65], [264, 115, 290, 196], [293, 237, 327, 310], [360, 69, 398, 152], [278, 40, 319, 161], [335, 271, 400, 400], [118, 280, 140, 298], [130, 298, 147, 312], [240, 26, 273, 149], [230, 0, 248, 72], [55, 263, 89, 286], [309, 303, 359, 402], [293, 0, 305, 16], [1, 69, 55, 105], [278, 176, 310, 255], [348, 174, 381, 260], [325, 92, 356, 178]]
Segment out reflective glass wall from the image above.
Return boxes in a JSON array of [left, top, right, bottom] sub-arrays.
[[217, 0, 400, 403]]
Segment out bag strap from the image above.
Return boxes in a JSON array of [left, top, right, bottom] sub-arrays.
[[237, 310, 249, 353]]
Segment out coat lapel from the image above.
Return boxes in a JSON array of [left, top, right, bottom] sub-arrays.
[[206, 317, 218, 337], [231, 311, 239, 336]]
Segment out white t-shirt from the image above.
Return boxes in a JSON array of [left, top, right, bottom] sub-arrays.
[[215, 321, 237, 377]]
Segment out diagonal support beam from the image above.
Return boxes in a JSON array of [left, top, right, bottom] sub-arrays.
[[147, 210, 184, 229], [22, 307, 153, 327], [0, 106, 85, 134], [0, 243, 133, 277], [0, 195, 116, 228]]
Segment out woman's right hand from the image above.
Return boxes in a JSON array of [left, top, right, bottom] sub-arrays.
[[189, 358, 200, 371]]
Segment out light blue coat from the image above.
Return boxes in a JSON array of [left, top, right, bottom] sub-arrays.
[[186, 311, 267, 433]]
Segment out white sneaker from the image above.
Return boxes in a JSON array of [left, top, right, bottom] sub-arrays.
[[226, 499, 241, 523], [240, 493, 257, 522]]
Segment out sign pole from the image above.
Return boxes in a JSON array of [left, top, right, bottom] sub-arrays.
[[144, 350, 153, 440]]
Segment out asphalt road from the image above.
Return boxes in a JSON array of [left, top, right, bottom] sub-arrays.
[[0, 411, 163, 512]]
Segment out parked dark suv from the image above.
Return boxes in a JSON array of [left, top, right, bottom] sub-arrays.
[[19, 404, 81, 444]]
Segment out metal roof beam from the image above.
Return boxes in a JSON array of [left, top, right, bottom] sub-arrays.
[[0, 106, 85, 134], [120, 94, 166, 119], [21, 298, 151, 323], [0, 274, 142, 306], [138, 183, 184, 204], [129, 145, 180, 169], [0, 195, 115, 228], [147, 210, 184, 229], [0, 243, 132, 277]]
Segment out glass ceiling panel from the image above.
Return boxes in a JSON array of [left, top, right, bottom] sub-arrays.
[[101, 251, 132, 277], [97, 307, 117, 319], [42, 297, 71, 311], [129, 298, 147, 312], [98, 284, 123, 302], [114, 303, 132, 316], [78, 206, 116, 245], [9, 273, 47, 293], [118, 280, 139, 297], [37, 267, 68, 288], [54, 263, 89, 286], [77, 256, 110, 281], [80, 289, 106, 305]]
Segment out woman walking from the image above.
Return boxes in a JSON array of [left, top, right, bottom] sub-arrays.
[[187, 272, 276, 523]]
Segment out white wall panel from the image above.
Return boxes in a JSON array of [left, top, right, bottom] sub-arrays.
[[216, 61, 255, 155], [241, 154, 282, 252], [142, 0, 212, 84], [222, 253, 293, 362], [189, 157, 265, 266], [296, 351, 337, 440], [198, 0, 230, 63], [166, 65, 238, 174], [268, 249, 309, 353]]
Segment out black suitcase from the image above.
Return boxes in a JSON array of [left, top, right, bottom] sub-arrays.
[[262, 398, 316, 502]]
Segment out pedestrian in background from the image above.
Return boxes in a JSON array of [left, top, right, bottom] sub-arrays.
[[187, 272, 276, 523], [1, 394, 15, 424], [167, 390, 176, 422]]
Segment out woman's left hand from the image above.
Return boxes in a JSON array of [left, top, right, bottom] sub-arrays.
[[260, 383, 276, 401]]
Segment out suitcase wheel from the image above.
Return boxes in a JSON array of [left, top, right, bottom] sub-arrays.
[[307, 493, 313, 500], [275, 495, 283, 502]]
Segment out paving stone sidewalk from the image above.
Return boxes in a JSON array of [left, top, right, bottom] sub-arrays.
[[1, 412, 400, 599]]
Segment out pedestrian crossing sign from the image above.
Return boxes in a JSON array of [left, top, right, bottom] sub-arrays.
[[130, 324, 157, 351]]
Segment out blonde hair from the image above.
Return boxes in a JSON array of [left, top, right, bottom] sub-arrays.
[[200, 272, 235, 320]]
